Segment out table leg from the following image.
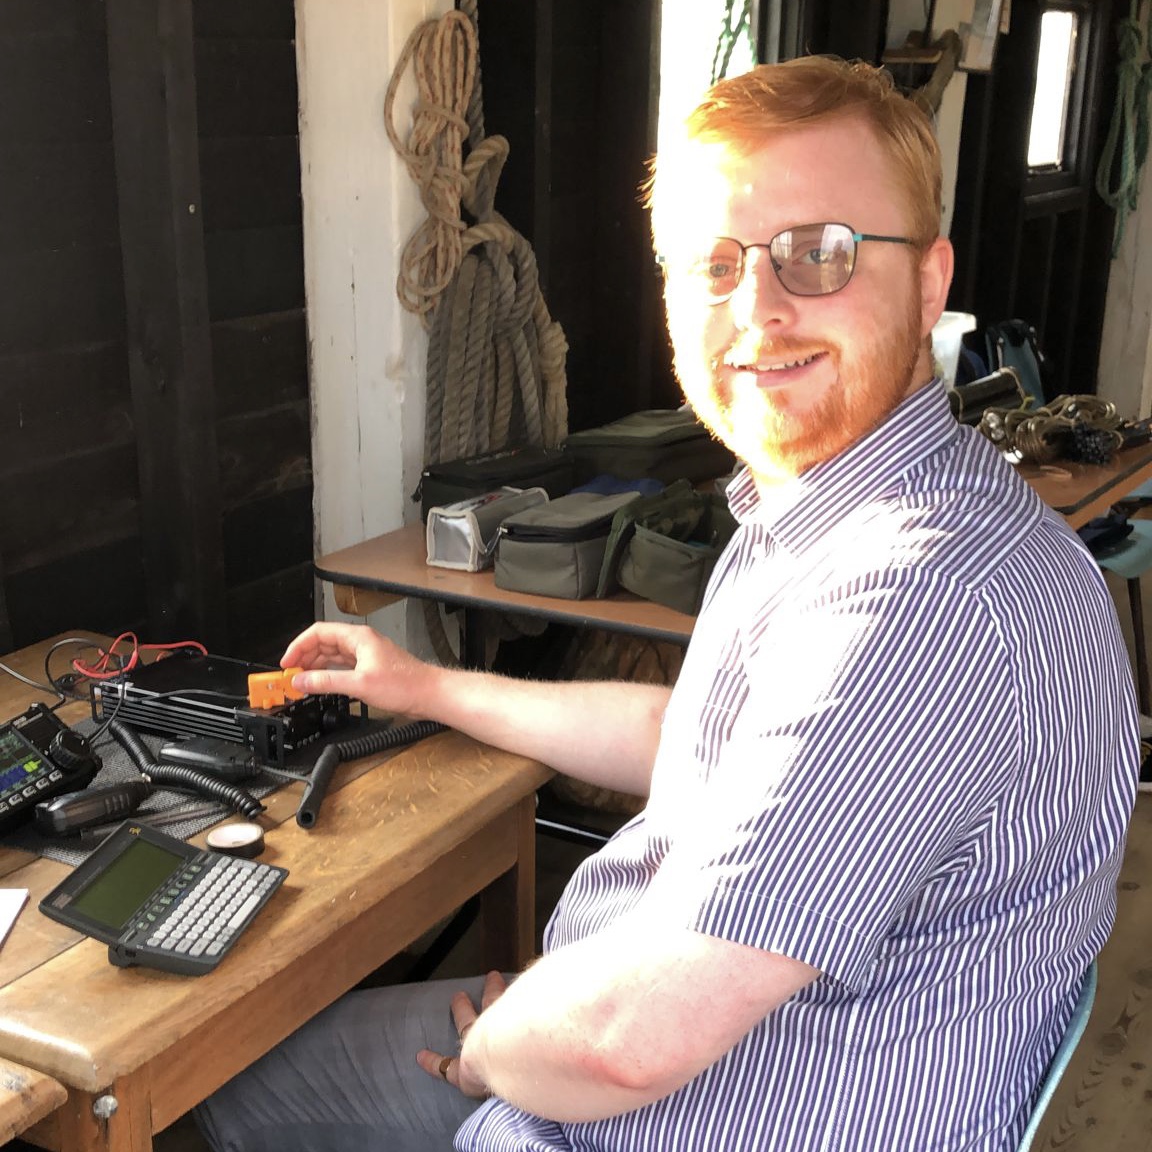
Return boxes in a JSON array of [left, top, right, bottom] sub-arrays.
[[461, 607, 487, 669], [480, 794, 538, 971], [30, 1076, 153, 1152]]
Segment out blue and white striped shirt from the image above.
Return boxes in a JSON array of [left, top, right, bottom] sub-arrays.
[[456, 381, 1139, 1152]]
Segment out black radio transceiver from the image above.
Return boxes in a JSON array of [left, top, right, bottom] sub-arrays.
[[0, 704, 102, 834]]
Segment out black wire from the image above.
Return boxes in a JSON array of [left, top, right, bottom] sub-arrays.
[[0, 658, 63, 703], [109, 720, 264, 820], [43, 637, 126, 704]]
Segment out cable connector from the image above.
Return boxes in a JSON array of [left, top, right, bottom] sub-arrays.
[[247, 668, 306, 710]]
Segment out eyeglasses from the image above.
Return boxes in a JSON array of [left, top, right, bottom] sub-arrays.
[[660, 223, 918, 303]]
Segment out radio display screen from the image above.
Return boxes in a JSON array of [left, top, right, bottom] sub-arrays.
[[0, 727, 44, 795]]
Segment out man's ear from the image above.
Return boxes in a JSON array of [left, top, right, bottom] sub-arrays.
[[918, 237, 955, 337]]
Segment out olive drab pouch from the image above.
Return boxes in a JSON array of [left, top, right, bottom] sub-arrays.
[[563, 409, 735, 486], [597, 479, 738, 615], [493, 491, 641, 600]]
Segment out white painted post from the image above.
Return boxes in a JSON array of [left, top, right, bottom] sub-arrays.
[[295, 0, 451, 650]]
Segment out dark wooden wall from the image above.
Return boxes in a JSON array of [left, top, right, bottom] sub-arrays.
[[0, 0, 311, 663]]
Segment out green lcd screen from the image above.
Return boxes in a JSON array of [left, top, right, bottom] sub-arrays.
[[66, 836, 186, 931]]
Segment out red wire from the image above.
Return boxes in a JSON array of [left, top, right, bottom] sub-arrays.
[[71, 633, 208, 681]]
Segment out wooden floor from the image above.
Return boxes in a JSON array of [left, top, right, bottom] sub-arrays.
[[1030, 789, 1152, 1152]]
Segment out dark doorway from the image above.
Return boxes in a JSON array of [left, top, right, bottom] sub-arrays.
[[949, 0, 1121, 397]]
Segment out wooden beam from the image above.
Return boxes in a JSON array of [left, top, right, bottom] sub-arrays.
[[105, 0, 228, 647]]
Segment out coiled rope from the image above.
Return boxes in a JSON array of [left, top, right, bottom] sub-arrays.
[[384, 1, 568, 465], [979, 395, 1124, 464], [384, 1, 568, 663], [1095, 0, 1152, 255]]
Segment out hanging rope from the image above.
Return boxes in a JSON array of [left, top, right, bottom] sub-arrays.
[[1095, 0, 1152, 255], [711, 0, 754, 84], [385, 1, 569, 663], [384, 1, 568, 464]]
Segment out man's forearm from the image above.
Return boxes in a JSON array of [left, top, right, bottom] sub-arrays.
[[419, 670, 670, 798], [455, 920, 816, 1123]]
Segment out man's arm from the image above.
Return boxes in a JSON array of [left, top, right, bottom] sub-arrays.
[[451, 917, 817, 1121], [284, 621, 670, 797]]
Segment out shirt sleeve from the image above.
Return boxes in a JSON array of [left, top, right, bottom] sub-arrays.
[[642, 563, 1021, 993]]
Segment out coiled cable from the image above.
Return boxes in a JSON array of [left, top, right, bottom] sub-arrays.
[[297, 720, 448, 828], [109, 720, 265, 820]]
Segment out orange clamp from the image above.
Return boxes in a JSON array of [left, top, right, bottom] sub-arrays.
[[247, 667, 306, 709]]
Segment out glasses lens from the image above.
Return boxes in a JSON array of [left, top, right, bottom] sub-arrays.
[[770, 223, 856, 296], [683, 239, 744, 300]]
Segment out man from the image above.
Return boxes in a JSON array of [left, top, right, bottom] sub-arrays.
[[197, 56, 1138, 1151]]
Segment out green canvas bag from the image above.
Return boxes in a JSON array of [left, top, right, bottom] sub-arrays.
[[493, 490, 641, 600], [597, 479, 737, 615], [563, 409, 735, 485]]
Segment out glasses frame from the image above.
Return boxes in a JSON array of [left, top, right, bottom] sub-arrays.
[[659, 223, 919, 303]]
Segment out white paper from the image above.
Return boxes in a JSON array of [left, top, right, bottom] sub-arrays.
[[0, 888, 29, 948]]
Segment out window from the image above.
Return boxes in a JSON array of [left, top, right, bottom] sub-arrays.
[[1027, 9, 1079, 169], [657, 0, 756, 157]]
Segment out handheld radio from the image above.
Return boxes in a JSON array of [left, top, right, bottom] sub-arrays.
[[0, 704, 102, 833]]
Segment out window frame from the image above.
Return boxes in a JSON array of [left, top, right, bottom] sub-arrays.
[[1026, 0, 1094, 196]]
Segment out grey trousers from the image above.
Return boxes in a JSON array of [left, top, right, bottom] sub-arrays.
[[194, 976, 489, 1152]]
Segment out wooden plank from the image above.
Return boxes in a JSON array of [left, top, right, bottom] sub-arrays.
[[216, 401, 311, 506], [4, 544, 148, 652], [333, 584, 404, 618], [204, 226, 305, 321], [105, 0, 228, 648], [193, 0, 296, 39], [0, 27, 111, 144], [0, 556, 11, 655], [210, 311, 308, 418], [0, 445, 140, 574], [0, 246, 126, 355], [0, 143, 119, 256], [224, 562, 315, 662], [198, 137, 301, 233], [194, 39, 300, 139], [0, 1057, 67, 1144], [0, 344, 132, 478], [222, 489, 313, 585]]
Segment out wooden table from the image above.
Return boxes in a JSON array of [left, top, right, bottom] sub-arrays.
[[0, 634, 551, 1152], [1017, 441, 1152, 529], [316, 443, 1152, 653]]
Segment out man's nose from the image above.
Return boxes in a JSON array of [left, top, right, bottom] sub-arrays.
[[728, 247, 798, 328]]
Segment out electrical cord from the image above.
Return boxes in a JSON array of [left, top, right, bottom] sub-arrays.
[[109, 720, 265, 820], [296, 720, 447, 828]]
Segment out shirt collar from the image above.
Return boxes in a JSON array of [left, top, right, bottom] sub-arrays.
[[726, 379, 961, 552]]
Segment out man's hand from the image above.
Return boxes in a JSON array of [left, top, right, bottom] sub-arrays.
[[281, 622, 667, 799], [281, 622, 434, 718], [416, 971, 507, 1098]]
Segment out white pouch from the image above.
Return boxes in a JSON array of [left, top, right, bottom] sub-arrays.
[[425, 487, 549, 571]]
